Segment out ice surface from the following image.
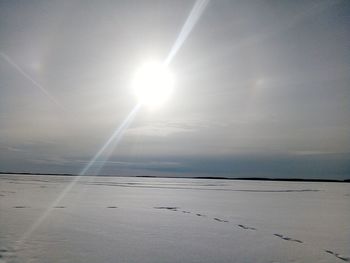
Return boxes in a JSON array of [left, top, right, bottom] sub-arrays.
[[0, 174, 349, 263]]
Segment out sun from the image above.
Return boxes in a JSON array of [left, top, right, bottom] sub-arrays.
[[132, 61, 174, 108]]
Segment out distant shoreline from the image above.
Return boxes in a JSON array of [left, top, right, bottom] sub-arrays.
[[0, 171, 349, 183]]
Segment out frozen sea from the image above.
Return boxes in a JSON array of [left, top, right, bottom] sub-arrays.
[[0, 174, 349, 263]]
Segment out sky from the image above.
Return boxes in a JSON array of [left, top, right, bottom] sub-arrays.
[[0, 0, 349, 179]]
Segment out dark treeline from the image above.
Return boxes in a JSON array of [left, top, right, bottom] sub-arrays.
[[1, 172, 349, 182]]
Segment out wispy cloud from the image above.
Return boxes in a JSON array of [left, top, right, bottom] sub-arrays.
[[6, 146, 25, 152], [127, 121, 199, 137]]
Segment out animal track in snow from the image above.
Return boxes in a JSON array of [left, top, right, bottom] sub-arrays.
[[154, 207, 179, 211], [213, 217, 228, 223], [196, 213, 206, 217], [324, 250, 350, 262], [238, 224, 256, 230], [273, 233, 303, 243]]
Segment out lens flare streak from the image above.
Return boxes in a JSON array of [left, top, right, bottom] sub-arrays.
[[79, 103, 141, 176], [16, 0, 211, 245], [164, 0, 210, 66], [0, 52, 65, 111], [17, 104, 141, 245]]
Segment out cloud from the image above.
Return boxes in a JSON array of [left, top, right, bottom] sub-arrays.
[[127, 121, 199, 137], [5, 146, 25, 152]]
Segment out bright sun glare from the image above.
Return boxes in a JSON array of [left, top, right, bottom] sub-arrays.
[[132, 61, 174, 108]]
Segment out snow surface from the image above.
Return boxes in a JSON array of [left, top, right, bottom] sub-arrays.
[[0, 174, 349, 263]]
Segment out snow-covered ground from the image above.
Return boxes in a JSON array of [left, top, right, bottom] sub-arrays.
[[0, 174, 349, 263]]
